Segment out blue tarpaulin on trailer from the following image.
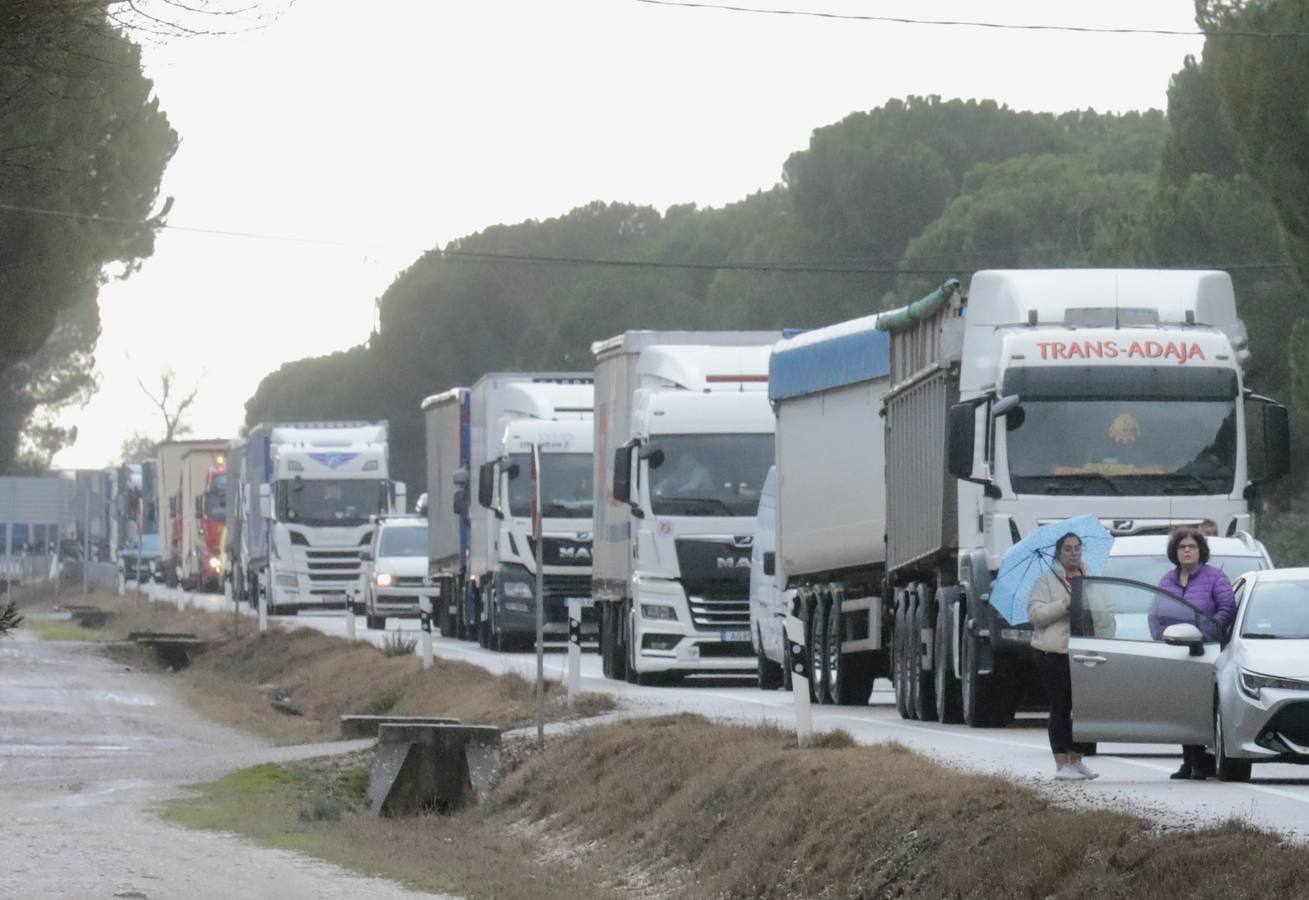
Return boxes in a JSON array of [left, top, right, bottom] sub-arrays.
[[768, 313, 892, 401]]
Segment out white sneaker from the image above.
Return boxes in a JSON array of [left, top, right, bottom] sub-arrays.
[[1073, 761, 1100, 780], [1055, 764, 1090, 781]]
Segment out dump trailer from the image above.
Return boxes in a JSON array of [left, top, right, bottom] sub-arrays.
[[421, 388, 472, 638], [592, 331, 782, 684], [768, 270, 1290, 725]]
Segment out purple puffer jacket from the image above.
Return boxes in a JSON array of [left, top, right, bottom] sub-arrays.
[[1148, 564, 1236, 641]]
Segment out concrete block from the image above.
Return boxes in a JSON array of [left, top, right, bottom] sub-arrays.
[[368, 723, 502, 816], [339, 714, 460, 739]]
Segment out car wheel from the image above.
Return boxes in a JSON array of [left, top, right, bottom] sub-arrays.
[[1215, 701, 1252, 782]]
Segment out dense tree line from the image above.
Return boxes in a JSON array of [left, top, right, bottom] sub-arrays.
[[0, 0, 177, 471], [248, 3, 1309, 541]]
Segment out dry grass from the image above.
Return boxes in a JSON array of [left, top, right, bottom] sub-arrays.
[[17, 590, 615, 744]]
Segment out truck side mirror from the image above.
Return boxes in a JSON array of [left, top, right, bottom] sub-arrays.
[[763, 550, 775, 577], [946, 402, 976, 480], [452, 488, 469, 516], [477, 461, 497, 510], [947, 400, 1001, 499], [1265, 403, 1291, 482], [613, 446, 633, 504]]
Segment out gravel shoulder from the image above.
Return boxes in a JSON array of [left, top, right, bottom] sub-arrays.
[[0, 626, 448, 899]]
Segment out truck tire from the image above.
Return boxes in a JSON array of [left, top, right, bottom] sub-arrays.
[[826, 587, 874, 705], [909, 585, 938, 722], [756, 625, 784, 691], [624, 602, 641, 684], [806, 590, 829, 704], [960, 628, 1016, 727], [892, 591, 909, 718], [934, 589, 964, 724]]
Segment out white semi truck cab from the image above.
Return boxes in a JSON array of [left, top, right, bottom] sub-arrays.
[[245, 422, 401, 615], [470, 375, 595, 651], [593, 334, 781, 684]]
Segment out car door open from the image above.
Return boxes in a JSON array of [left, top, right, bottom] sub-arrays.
[[1069, 576, 1220, 745]]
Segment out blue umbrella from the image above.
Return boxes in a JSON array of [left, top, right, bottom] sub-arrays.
[[988, 514, 1114, 625]]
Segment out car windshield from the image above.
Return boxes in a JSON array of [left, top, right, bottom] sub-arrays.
[[1007, 399, 1236, 495], [1241, 581, 1309, 639], [647, 433, 774, 517], [378, 525, 427, 557], [1103, 553, 1266, 586], [506, 452, 594, 519], [277, 478, 387, 527]]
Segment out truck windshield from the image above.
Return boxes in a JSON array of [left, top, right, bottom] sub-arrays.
[[1007, 399, 1236, 496], [506, 452, 593, 519], [378, 525, 428, 557], [647, 433, 774, 517], [277, 478, 386, 526]]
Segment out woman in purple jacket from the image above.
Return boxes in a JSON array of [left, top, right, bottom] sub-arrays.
[[1149, 527, 1236, 780]]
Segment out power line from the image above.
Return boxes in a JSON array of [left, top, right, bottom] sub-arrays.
[[0, 198, 1295, 275], [633, 0, 1309, 38]]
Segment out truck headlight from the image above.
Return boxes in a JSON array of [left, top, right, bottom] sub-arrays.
[[505, 601, 531, 613], [376, 572, 394, 588], [208, 556, 221, 571], [275, 572, 299, 588], [502, 581, 533, 600], [641, 603, 678, 621]]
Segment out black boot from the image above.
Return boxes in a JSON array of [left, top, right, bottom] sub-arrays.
[[1169, 763, 1193, 780]]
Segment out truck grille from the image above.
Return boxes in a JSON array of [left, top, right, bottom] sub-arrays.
[[304, 547, 362, 583], [687, 594, 750, 631]]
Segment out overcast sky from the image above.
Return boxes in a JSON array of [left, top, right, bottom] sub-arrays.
[[53, 0, 1206, 469]]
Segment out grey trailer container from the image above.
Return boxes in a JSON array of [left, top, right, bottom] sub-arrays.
[[882, 299, 965, 578], [422, 388, 471, 637]]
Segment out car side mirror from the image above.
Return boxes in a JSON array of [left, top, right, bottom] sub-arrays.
[[763, 550, 775, 577], [1162, 622, 1205, 656]]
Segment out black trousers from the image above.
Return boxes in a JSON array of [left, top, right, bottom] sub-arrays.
[[1035, 649, 1095, 756]]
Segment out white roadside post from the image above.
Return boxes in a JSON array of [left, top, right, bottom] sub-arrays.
[[344, 584, 357, 641], [418, 594, 434, 669], [785, 611, 813, 745], [532, 443, 545, 749], [567, 597, 582, 702], [257, 577, 268, 633]]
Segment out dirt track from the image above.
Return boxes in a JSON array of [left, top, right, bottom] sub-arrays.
[[0, 627, 446, 899]]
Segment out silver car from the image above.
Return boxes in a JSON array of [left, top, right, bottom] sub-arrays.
[[1069, 564, 1309, 782]]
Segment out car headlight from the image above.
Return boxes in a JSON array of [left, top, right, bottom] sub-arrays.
[[1239, 668, 1309, 700], [641, 603, 677, 621], [375, 572, 394, 588], [501, 581, 533, 600]]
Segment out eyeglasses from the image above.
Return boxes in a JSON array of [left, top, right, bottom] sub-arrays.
[[1060, 545, 1083, 554], [1177, 544, 1200, 552]]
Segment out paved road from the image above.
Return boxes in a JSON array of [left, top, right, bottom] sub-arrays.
[[0, 622, 445, 899], [160, 586, 1309, 840]]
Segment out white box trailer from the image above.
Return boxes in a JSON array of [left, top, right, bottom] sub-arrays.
[[0, 475, 76, 555]]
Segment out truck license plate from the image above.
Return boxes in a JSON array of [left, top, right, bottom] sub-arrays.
[[720, 629, 750, 643], [564, 596, 594, 608]]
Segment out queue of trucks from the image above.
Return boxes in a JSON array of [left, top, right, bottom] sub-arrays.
[[28, 267, 1290, 733]]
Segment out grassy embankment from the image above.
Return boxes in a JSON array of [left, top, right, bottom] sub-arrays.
[[19, 586, 1309, 898]]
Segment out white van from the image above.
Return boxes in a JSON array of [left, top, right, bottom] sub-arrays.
[[750, 466, 793, 689]]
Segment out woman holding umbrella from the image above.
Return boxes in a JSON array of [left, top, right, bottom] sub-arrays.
[[1029, 533, 1099, 781]]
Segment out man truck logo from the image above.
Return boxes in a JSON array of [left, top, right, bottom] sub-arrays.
[[717, 556, 751, 569], [307, 452, 359, 469], [558, 546, 591, 560], [1111, 519, 1135, 534], [732, 535, 754, 549]]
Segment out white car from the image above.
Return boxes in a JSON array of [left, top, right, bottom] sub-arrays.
[[361, 515, 439, 630]]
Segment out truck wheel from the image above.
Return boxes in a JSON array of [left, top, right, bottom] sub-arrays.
[[781, 634, 794, 692], [961, 628, 1016, 727], [600, 605, 615, 678], [910, 586, 938, 722], [611, 604, 628, 682], [826, 588, 874, 705], [892, 591, 909, 718], [806, 590, 829, 704], [934, 590, 964, 724], [756, 625, 784, 691], [624, 603, 641, 685]]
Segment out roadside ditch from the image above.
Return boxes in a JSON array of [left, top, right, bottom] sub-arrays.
[[17, 588, 1309, 899]]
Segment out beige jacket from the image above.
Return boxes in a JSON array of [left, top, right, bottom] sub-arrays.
[[1028, 561, 1084, 653]]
